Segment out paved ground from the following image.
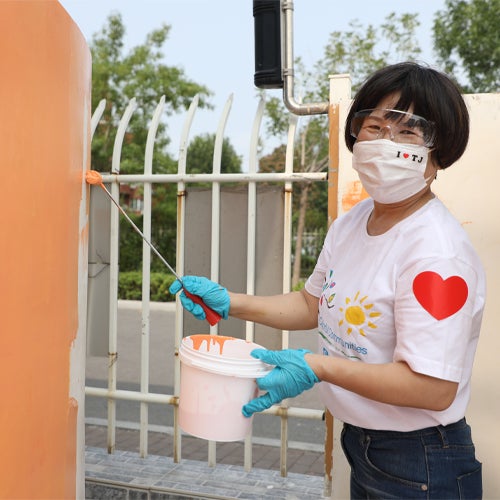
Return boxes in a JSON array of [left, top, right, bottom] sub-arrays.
[[85, 421, 328, 498], [86, 424, 325, 477], [85, 445, 327, 500]]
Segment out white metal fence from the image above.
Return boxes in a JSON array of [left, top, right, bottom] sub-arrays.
[[85, 94, 329, 479]]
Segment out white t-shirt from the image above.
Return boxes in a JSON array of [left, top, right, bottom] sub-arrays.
[[305, 197, 486, 431]]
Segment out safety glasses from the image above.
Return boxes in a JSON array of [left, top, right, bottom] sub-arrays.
[[350, 108, 436, 147]]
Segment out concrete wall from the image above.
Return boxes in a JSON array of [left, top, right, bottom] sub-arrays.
[[0, 1, 91, 497], [433, 93, 500, 498]]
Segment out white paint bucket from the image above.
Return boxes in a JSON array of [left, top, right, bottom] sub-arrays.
[[179, 334, 271, 442]]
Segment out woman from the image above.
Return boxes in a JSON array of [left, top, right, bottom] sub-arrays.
[[170, 62, 485, 499]]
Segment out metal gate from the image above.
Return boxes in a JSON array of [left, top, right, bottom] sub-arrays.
[[85, 93, 329, 479]]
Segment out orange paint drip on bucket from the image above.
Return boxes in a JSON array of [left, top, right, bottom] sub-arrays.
[[189, 334, 236, 355]]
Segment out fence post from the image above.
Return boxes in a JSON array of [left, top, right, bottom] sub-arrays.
[[326, 74, 352, 498]]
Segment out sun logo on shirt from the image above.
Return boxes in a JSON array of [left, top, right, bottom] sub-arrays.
[[338, 291, 381, 336]]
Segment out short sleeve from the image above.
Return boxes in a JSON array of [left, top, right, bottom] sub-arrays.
[[393, 257, 479, 382]]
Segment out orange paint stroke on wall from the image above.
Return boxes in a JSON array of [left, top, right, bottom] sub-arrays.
[[0, 1, 90, 498], [342, 180, 369, 213]]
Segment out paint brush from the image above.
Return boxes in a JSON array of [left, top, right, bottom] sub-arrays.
[[85, 170, 222, 326]]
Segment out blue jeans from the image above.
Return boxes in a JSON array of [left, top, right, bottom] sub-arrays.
[[341, 418, 482, 499]]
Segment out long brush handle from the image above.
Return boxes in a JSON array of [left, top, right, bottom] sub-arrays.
[[101, 184, 222, 325], [86, 171, 222, 326]]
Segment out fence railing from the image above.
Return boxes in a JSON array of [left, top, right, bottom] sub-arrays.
[[85, 93, 329, 484]]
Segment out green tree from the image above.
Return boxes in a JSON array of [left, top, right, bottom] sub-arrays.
[[312, 12, 421, 99], [433, 0, 500, 93], [187, 133, 242, 174], [90, 12, 213, 174], [90, 13, 216, 274], [259, 144, 286, 173], [261, 12, 422, 285]]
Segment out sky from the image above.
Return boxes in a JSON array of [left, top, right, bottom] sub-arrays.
[[58, 0, 447, 169]]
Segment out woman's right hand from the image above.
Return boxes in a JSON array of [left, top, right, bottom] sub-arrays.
[[169, 275, 230, 321]]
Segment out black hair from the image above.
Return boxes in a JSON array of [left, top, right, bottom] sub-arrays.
[[344, 62, 469, 168]]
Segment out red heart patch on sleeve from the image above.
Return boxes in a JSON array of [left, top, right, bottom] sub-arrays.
[[412, 271, 468, 320]]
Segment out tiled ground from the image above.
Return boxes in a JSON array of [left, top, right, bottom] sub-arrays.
[[85, 425, 325, 476], [86, 447, 326, 500], [85, 425, 328, 499]]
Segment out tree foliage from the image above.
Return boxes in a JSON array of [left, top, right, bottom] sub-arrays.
[[90, 13, 243, 273], [90, 12, 213, 174], [187, 134, 242, 174], [433, 0, 500, 93], [316, 13, 421, 95]]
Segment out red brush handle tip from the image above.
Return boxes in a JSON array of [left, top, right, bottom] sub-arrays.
[[183, 290, 222, 326]]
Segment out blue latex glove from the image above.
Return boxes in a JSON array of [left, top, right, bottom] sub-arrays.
[[242, 348, 319, 417], [169, 275, 230, 321]]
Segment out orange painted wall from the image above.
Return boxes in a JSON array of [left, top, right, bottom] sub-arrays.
[[0, 1, 90, 498]]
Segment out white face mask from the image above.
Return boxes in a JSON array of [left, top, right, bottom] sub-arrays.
[[352, 139, 433, 204]]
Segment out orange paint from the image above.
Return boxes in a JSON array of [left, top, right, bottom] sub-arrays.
[[189, 335, 236, 354], [328, 103, 340, 226], [0, 1, 90, 498], [342, 180, 369, 212], [86, 169, 104, 185]]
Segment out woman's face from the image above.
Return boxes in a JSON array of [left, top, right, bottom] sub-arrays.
[[355, 93, 439, 178]]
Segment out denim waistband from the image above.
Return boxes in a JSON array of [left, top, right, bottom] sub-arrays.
[[344, 417, 469, 447]]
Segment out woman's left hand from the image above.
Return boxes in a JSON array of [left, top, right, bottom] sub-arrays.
[[242, 348, 320, 417]]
